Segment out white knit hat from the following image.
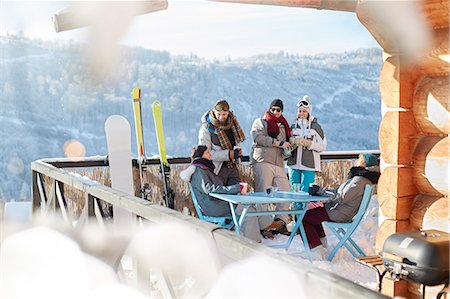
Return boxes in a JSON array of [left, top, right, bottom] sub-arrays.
[[297, 95, 312, 114]]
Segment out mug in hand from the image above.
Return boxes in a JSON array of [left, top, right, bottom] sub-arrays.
[[239, 182, 248, 195]]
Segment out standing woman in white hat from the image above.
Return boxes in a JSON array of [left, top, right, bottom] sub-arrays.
[[287, 95, 327, 194]]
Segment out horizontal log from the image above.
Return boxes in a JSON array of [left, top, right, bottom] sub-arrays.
[[379, 194, 415, 221], [376, 219, 413, 255], [53, 1, 168, 33], [379, 111, 419, 165], [408, 27, 450, 76], [378, 166, 417, 219], [378, 166, 418, 197], [410, 195, 449, 232], [211, 0, 357, 12], [425, 137, 449, 196], [413, 75, 449, 135], [413, 136, 448, 196], [379, 56, 416, 108], [357, 2, 449, 74], [420, 0, 449, 29]]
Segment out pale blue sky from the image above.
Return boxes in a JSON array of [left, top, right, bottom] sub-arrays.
[[0, 1, 380, 59]]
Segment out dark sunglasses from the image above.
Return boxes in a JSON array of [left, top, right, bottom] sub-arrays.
[[214, 101, 229, 111], [270, 107, 281, 113], [297, 100, 310, 108]]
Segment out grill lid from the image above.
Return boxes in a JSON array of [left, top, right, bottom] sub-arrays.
[[381, 230, 449, 285]]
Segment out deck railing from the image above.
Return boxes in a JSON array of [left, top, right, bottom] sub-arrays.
[[30, 151, 383, 298]]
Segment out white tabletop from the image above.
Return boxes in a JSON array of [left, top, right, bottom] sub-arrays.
[[210, 191, 330, 205]]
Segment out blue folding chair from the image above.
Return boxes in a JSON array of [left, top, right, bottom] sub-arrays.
[[323, 184, 376, 261], [189, 184, 234, 230]]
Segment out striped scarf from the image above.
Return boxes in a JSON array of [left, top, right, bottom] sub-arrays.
[[202, 110, 246, 150]]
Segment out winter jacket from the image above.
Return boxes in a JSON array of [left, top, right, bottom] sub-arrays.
[[325, 166, 380, 223], [199, 122, 233, 175], [287, 117, 326, 171], [250, 117, 287, 168], [180, 163, 240, 217]]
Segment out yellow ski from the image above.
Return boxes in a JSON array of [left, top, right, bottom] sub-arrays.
[[132, 87, 145, 159], [131, 87, 149, 199], [152, 100, 174, 209]]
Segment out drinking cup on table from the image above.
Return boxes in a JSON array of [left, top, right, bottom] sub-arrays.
[[308, 184, 320, 196], [266, 186, 279, 197], [239, 182, 248, 195]]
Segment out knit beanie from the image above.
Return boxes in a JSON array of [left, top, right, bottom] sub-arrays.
[[192, 145, 208, 160], [362, 153, 378, 167], [269, 99, 283, 111]]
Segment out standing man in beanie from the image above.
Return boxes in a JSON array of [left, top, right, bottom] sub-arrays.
[[250, 99, 293, 234], [199, 100, 246, 185]]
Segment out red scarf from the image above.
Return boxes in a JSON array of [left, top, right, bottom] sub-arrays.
[[264, 111, 291, 141]]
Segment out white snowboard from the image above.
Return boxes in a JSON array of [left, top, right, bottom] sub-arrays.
[[105, 115, 135, 233]]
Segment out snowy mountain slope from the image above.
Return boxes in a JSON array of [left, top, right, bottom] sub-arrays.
[[0, 37, 382, 200]]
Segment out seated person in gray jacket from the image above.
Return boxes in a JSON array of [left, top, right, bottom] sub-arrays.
[[180, 145, 273, 243], [301, 153, 380, 252]]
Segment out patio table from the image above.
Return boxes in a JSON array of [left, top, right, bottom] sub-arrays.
[[210, 191, 330, 261]]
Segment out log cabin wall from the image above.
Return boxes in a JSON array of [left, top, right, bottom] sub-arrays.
[[357, 1, 449, 298]]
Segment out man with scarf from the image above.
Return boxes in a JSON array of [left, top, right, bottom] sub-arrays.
[[180, 145, 273, 243], [250, 99, 293, 235], [199, 100, 246, 185], [299, 153, 380, 260]]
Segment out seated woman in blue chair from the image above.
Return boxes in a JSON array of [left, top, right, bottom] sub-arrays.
[[180, 145, 273, 243], [301, 153, 380, 258]]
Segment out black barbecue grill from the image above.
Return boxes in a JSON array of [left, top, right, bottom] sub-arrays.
[[381, 229, 449, 298]]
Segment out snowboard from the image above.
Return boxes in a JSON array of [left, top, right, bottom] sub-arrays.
[[105, 115, 135, 232], [151, 100, 175, 209]]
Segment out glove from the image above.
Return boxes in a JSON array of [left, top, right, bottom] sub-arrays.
[[230, 148, 242, 162], [278, 141, 292, 150], [294, 138, 308, 147], [302, 138, 312, 148], [290, 136, 302, 146]]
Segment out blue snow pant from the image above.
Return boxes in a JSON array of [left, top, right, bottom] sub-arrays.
[[288, 169, 315, 192], [288, 169, 316, 210]]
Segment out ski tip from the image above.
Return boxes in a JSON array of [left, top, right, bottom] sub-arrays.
[[132, 87, 141, 100], [151, 100, 161, 108]]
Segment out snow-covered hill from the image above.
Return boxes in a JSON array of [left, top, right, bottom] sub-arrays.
[[0, 36, 382, 200]]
